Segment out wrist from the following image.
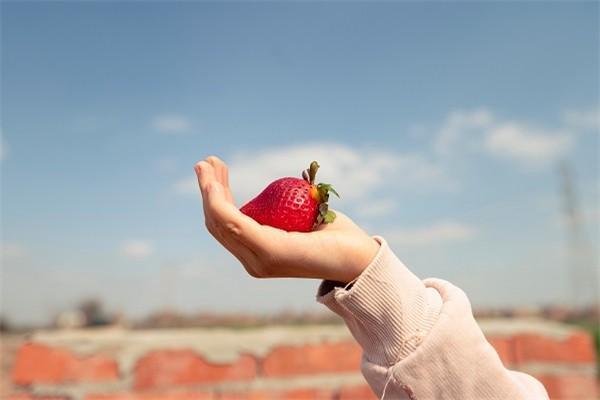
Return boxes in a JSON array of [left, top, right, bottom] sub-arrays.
[[318, 236, 441, 366], [341, 236, 381, 283]]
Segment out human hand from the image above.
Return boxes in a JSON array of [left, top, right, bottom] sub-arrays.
[[194, 156, 380, 283]]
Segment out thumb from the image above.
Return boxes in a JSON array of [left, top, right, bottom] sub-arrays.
[[205, 181, 270, 249]]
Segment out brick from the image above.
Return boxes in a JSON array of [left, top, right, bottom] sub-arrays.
[[277, 389, 333, 399], [513, 333, 596, 364], [133, 350, 256, 389], [337, 385, 377, 400], [536, 375, 598, 400], [87, 394, 214, 400], [262, 341, 361, 377], [487, 337, 514, 366], [12, 342, 118, 385], [218, 392, 271, 400], [218, 393, 267, 400], [8, 396, 69, 400], [219, 389, 333, 400]]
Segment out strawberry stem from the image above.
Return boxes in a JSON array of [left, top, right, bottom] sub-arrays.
[[302, 160, 339, 227], [302, 169, 310, 182], [308, 161, 319, 185]]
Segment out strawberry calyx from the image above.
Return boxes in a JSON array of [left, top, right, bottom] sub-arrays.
[[302, 161, 340, 226]]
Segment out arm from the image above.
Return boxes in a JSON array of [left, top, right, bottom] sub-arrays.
[[195, 156, 548, 400], [317, 237, 549, 399]]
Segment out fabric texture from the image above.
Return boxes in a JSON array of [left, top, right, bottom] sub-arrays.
[[317, 236, 549, 400]]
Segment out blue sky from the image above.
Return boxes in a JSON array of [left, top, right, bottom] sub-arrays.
[[1, 2, 598, 325]]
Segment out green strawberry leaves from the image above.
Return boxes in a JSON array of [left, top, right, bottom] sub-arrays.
[[317, 183, 339, 202], [303, 161, 340, 227], [315, 188, 339, 225], [316, 203, 337, 224], [323, 209, 336, 223]]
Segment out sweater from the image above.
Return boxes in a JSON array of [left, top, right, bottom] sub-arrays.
[[317, 237, 549, 399]]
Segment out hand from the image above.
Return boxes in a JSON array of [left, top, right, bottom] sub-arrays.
[[194, 156, 380, 283]]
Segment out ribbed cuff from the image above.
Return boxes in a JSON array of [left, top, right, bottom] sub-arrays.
[[317, 236, 442, 367]]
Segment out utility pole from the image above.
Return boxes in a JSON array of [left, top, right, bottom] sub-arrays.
[[558, 161, 598, 309]]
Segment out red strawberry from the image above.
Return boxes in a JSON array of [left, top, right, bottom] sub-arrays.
[[240, 161, 339, 232]]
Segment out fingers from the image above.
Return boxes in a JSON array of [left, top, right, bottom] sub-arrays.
[[195, 159, 241, 230], [195, 160, 217, 195], [203, 180, 265, 249], [196, 156, 268, 247], [195, 157, 271, 253], [206, 156, 234, 204], [195, 161, 262, 271], [195, 161, 238, 236], [206, 156, 227, 187]]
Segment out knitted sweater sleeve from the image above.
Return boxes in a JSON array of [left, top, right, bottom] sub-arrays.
[[317, 236, 549, 400]]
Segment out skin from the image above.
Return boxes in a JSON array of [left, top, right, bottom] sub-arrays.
[[195, 156, 381, 283]]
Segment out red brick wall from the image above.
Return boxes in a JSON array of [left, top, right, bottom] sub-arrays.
[[4, 321, 598, 400]]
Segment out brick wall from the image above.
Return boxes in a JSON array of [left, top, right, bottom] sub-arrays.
[[3, 319, 598, 400]]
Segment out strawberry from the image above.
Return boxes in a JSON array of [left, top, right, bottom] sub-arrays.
[[240, 161, 339, 232]]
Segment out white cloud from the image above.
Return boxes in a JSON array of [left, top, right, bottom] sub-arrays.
[[386, 221, 476, 248], [176, 143, 450, 207], [563, 107, 600, 131], [485, 123, 571, 165], [152, 114, 191, 134], [120, 240, 154, 260], [434, 109, 573, 166], [434, 108, 494, 156], [229, 144, 449, 204], [354, 198, 397, 218]]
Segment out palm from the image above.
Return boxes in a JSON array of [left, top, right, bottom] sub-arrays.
[[195, 157, 379, 283]]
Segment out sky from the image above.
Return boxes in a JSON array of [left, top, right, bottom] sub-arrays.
[[1, 2, 598, 326]]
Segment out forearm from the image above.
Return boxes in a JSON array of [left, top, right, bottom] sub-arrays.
[[317, 237, 549, 399], [317, 236, 442, 366]]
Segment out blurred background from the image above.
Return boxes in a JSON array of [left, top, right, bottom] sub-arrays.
[[1, 2, 598, 399]]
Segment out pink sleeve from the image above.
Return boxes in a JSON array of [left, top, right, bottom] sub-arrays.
[[317, 236, 549, 400]]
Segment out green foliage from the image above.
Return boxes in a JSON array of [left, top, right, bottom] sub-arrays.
[[315, 197, 337, 225], [306, 161, 339, 226], [317, 183, 340, 202], [324, 209, 336, 223]]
